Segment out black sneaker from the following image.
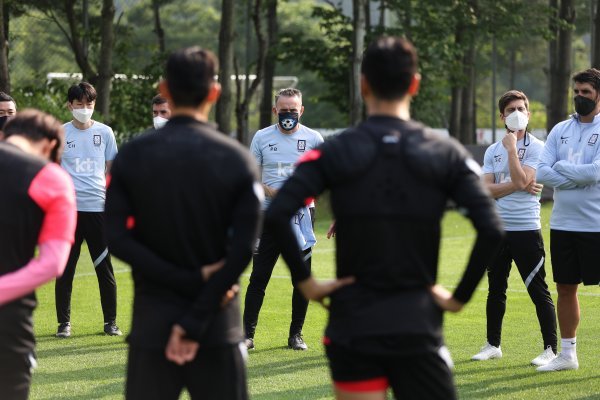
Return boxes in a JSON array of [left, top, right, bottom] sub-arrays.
[[56, 322, 71, 338], [288, 333, 308, 350], [245, 337, 255, 350], [103, 321, 122, 336]]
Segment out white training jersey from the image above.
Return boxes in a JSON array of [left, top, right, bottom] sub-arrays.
[[61, 121, 118, 212], [250, 124, 324, 210], [537, 113, 600, 232], [483, 135, 544, 231]]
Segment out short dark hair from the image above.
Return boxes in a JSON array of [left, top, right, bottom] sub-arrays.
[[498, 90, 529, 114], [152, 94, 168, 106], [165, 47, 218, 107], [3, 108, 65, 163], [573, 68, 600, 91], [361, 36, 418, 100], [67, 82, 97, 103], [0, 91, 15, 104], [274, 88, 302, 104]]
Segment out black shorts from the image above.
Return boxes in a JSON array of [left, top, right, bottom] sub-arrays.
[[324, 337, 456, 400], [550, 230, 600, 285], [126, 343, 248, 400]]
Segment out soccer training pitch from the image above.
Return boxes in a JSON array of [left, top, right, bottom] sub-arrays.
[[29, 202, 599, 399]]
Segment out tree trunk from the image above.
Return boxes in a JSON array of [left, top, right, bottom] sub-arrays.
[[152, 0, 166, 54], [63, 0, 96, 80], [547, 0, 575, 132], [378, 0, 386, 29], [0, 0, 9, 92], [96, 0, 115, 119], [259, 0, 277, 129], [350, 0, 365, 126], [216, 0, 235, 135], [235, 0, 266, 144], [449, 18, 464, 140], [460, 41, 476, 145], [592, 0, 600, 69], [508, 44, 516, 89], [449, 87, 462, 139]]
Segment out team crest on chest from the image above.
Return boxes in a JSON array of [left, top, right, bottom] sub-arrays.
[[518, 148, 526, 160], [588, 134, 598, 146], [494, 154, 502, 163], [297, 140, 306, 152], [93, 135, 101, 146]]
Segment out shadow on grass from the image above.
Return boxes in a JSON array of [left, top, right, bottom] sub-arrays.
[[31, 358, 126, 400], [33, 381, 124, 400], [248, 354, 328, 378], [251, 383, 333, 400], [457, 367, 600, 399]]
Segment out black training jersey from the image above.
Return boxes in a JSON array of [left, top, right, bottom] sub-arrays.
[[0, 142, 76, 355], [266, 116, 503, 343], [105, 116, 261, 348]]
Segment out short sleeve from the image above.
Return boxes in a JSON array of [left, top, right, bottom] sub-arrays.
[[482, 145, 495, 174], [249, 133, 262, 166], [28, 163, 77, 244], [105, 127, 118, 161], [522, 140, 543, 170]]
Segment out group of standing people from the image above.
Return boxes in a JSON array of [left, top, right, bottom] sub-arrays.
[[0, 35, 598, 400], [474, 68, 600, 373]]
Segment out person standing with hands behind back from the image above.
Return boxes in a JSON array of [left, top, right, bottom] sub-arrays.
[[472, 90, 557, 367], [265, 36, 503, 400]]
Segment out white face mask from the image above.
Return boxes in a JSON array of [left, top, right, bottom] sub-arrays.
[[72, 108, 94, 124], [153, 116, 168, 129], [505, 110, 528, 132]]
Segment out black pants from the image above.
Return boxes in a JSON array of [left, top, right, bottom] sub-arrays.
[[55, 211, 117, 324], [0, 352, 33, 400], [244, 210, 314, 339], [486, 230, 557, 352], [126, 344, 248, 400]]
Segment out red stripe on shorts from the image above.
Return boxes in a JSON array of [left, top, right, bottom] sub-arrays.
[[335, 377, 389, 392]]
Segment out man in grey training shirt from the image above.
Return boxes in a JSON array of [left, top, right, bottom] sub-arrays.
[[243, 88, 324, 351], [55, 82, 121, 338]]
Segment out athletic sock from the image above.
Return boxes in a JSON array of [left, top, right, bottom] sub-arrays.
[[560, 337, 577, 360]]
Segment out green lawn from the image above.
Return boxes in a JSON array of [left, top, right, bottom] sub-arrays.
[[29, 203, 600, 399]]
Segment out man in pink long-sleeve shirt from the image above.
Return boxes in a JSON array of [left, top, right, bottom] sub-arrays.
[[0, 109, 76, 400]]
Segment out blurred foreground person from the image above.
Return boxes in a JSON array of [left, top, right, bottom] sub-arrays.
[[106, 47, 261, 400], [0, 110, 76, 400], [266, 37, 503, 400]]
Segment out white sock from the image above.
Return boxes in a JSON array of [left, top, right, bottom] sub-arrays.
[[561, 337, 577, 360]]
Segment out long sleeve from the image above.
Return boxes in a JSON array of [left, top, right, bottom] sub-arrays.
[[265, 150, 327, 284], [553, 158, 600, 186], [536, 133, 578, 189], [0, 241, 70, 305], [447, 158, 504, 304], [177, 179, 262, 342], [0, 163, 76, 305]]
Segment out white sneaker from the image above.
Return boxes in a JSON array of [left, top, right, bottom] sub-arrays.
[[531, 346, 557, 366], [536, 353, 578, 371], [471, 342, 502, 361]]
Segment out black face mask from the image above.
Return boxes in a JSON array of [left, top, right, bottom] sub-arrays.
[[574, 95, 598, 116]]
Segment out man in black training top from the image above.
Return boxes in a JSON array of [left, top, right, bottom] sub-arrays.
[[105, 47, 261, 400], [266, 36, 504, 400]]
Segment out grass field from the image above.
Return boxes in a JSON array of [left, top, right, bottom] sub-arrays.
[[28, 202, 599, 399]]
